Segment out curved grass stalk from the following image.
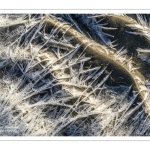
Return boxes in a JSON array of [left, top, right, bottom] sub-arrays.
[[45, 15, 150, 115]]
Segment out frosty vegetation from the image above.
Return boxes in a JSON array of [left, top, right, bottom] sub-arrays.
[[0, 14, 150, 136]]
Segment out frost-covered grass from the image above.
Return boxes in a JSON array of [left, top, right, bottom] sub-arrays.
[[0, 14, 150, 136]]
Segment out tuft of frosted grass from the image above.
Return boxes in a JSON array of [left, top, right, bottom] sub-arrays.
[[0, 45, 147, 136], [128, 15, 150, 65]]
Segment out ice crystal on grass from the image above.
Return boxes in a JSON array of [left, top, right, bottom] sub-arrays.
[[127, 15, 150, 40], [136, 48, 150, 65]]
